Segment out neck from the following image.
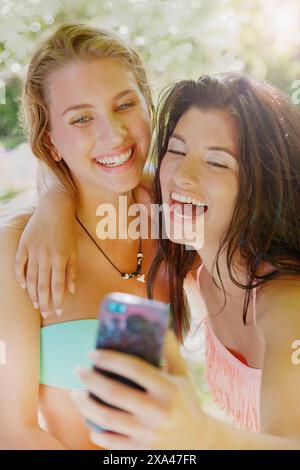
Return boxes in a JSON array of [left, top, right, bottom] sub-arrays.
[[75, 183, 137, 242], [197, 244, 248, 298]]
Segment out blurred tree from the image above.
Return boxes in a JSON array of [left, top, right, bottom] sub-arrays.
[[0, 0, 299, 148], [0, 76, 23, 148]]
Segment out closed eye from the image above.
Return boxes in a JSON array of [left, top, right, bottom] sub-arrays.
[[167, 148, 230, 167], [207, 162, 229, 169], [167, 149, 186, 156]]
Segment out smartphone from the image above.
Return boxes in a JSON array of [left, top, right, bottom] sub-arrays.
[[86, 292, 169, 433]]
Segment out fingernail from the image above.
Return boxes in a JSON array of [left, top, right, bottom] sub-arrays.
[[55, 308, 63, 316], [33, 302, 39, 309], [86, 420, 105, 433], [20, 282, 27, 290], [88, 350, 101, 360], [75, 365, 88, 378], [41, 311, 48, 319], [69, 282, 76, 294]]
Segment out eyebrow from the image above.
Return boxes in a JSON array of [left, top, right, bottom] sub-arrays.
[[170, 134, 237, 159], [61, 89, 137, 117]]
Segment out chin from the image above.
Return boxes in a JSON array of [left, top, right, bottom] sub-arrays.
[[114, 176, 142, 193], [169, 235, 201, 251], [167, 235, 186, 246]]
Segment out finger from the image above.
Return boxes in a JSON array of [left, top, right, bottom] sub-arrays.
[[90, 431, 140, 451], [162, 330, 189, 376], [75, 366, 157, 418], [70, 390, 139, 438], [26, 255, 40, 313], [66, 253, 77, 294], [51, 258, 67, 316], [37, 258, 51, 318], [88, 350, 173, 397], [15, 245, 28, 289]]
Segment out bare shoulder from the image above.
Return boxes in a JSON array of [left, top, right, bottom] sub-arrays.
[[256, 275, 300, 343], [0, 222, 41, 443], [0, 222, 41, 344], [0, 205, 34, 273], [0, 223, 39, 325], [0, 223, 24, 258], [0, 195, 35, 228], [255, 274, 300, 440]]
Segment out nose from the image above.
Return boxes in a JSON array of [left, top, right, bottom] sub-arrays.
[[97, 114, 128, 147], [173, 155, 200, 189]]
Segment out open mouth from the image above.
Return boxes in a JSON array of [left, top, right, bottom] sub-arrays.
[[93, 145, 135, 169], [169, 191, 208, 219]]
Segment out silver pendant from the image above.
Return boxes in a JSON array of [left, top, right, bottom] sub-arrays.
[[121, 272, 146, 283], [121, 249, 145, 282], [137, 274, 146, 283]]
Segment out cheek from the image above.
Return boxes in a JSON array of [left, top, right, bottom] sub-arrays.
[[159, 158, 170, 194], [52, 124, 92, 161], [223, 177, 239, 210], [130, 110, 152, 145], [211, 178, 239, 224], [208, 171, 238, 200], [50, 124, 72, 153], [160, 155, 179, 179]]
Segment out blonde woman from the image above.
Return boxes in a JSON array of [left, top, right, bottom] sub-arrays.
[[0, 23, 170, 449]]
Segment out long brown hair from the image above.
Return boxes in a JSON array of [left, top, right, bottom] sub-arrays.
[[147, 74, 300, 342]]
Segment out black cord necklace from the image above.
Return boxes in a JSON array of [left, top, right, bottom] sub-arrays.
[[75, 215, 146, 283]]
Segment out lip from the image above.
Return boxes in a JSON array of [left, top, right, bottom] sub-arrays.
[[169, 189, 208, 205], [93, 144, 137, 174], [167, 191, 208, 224], [169, 204, 207, 225], [93, 143, 134, 160]]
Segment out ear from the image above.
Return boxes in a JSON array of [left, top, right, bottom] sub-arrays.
[[45, 131, 61, 162]]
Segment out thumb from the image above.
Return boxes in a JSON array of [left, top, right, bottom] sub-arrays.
[[161, 329, 189, 376]]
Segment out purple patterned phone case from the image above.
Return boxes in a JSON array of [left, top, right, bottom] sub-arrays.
[[87, 293, 169, 433]]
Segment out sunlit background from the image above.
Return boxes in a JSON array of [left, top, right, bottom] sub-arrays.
[[0, 0, 299, 420], [1, 0, 300, 196]]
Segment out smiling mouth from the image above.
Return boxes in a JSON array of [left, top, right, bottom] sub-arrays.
[[93, 145, 135, 168], [170, 192, 208, 218]]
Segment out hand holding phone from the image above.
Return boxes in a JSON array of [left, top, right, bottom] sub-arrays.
[[86, 292, 169, 433]]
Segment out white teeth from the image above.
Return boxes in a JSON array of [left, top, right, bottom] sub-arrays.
[[171, 192, 206, 207], [95, 147, 133, 166]]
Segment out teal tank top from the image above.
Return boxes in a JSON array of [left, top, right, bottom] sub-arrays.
[[40, 305, 171, 390], [40, 319, 98, 390]]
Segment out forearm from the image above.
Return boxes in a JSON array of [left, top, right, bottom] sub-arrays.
[[203, 413, 300, 450], [37, 162, 62, 196], [35, 189, 77, 221], [31, 163, 77, 239], [36, 162, 77, 203], [2, 426, 69, 450]]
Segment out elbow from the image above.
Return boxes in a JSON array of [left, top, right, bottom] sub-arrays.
[[0, 425, 68, 450], [0, 425, 38, 450]]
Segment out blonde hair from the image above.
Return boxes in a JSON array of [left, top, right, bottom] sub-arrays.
[[19, 22, 154, 199]]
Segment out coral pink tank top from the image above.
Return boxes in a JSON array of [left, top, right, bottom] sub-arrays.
[[196, 264, 262, 432]]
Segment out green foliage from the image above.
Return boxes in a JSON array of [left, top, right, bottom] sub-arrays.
[[0, 188, 23, 203], [0, 77, 24, 148], [0, 0, 299, 150]]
